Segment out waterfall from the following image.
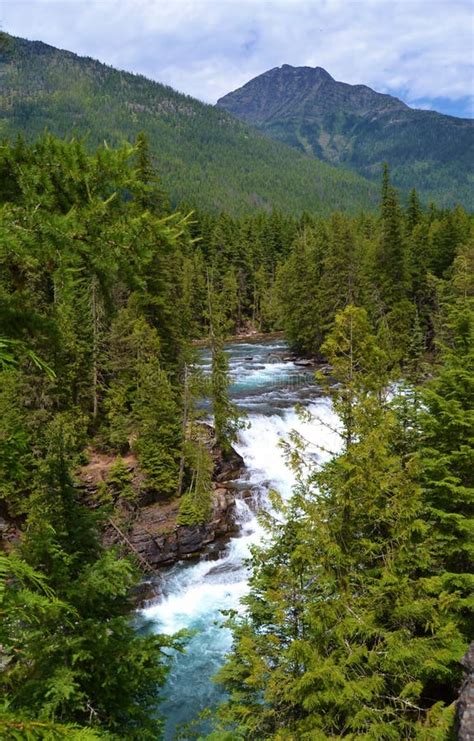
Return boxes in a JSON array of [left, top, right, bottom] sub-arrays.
[[140, 339, 340, 738]]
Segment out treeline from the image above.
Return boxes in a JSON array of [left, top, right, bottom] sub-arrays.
[[186, 169, 472, 375]]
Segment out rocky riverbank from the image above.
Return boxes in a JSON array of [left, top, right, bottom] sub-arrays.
[[104, 483, 240, 569], [78, 427, 246, 570]]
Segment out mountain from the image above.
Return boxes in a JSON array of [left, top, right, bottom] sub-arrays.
[[0, 35, 379, 215], [217, 64, 474, 208]]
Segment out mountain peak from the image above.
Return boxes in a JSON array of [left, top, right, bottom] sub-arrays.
[[276, 64, 333, 78], [217, 64, 406, 120], [217, 66, 474, 208]]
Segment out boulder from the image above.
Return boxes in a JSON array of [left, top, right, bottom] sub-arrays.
[[457, 642, 474, 740], [294, 358, 314, 367]]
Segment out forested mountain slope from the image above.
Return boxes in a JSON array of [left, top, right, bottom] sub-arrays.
[[217, 64, 474, 208], [0, 35, 378, 215]]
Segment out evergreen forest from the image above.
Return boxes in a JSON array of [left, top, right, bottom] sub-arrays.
[[0, 34, 379, 216], [0, 131, 472, 740]]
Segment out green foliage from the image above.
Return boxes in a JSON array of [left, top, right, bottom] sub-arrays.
[[272, 167, 472, 360], [218, 63, 474, 209], [0, 706, 108, 739], [275, 226, 325, 355], [0, 134, 193, 505], [213, 305, 468, 739], [0, 35, 380, 216], [210, 333, 241, 454], [0, 127, 471, 740], [1, 443, 181, 739], [0, 338, 55, 377], [103, 301, 182, 498], [0, 370, 32, 515], [177, 426, 214, 526], [376, 164, 408, 306], [206, 276, 245, 454], [106, 458, 135, 504], [104, 306, 162, 451], [0, 134, 193, 737], [419, 250, 474, 628], [133, 358, 181, 498], [320, 305, 389, 444]]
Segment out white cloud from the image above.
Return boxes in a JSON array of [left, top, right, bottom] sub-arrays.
[[1, 0, 473, 116]]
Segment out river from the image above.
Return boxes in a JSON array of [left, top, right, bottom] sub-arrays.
[[140, 338, 340, 739]]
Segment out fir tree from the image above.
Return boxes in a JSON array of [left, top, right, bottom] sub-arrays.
[[215, 305, 465, 739], [133, 356, 181, 498], [406, 187, 422, 233], [1, 428, 181, 738], [275, 225, 325, 355], [420, 247, 474, 596], [177, 425, 214, 526], [376, 164, 407, 306], [133, 131, 170, 215], [319, 213, 363, 335], [207, 273, 243, 455]]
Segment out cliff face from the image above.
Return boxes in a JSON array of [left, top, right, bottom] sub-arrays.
[[217, 64, 474, 208], [78, 433, 246, 569], [106, 484, 240, 569]]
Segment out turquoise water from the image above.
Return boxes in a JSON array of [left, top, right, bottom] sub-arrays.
[[140, 339, 338, 739]]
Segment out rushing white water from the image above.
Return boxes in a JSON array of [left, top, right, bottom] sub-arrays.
[[140, 339, 340, 739]]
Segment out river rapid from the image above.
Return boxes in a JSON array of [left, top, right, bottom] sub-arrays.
[[140, 338, 340, 739]]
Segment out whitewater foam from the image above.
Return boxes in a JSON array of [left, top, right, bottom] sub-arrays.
[[142, 340, 341, 738]]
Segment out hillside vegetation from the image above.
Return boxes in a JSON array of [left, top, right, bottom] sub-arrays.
[[0, 35, 378, 215], [218, 64, 474, 208]]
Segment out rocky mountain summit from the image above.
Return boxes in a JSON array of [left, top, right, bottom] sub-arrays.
[[0, 35, 379, 215], [218, 64, 474, 207]]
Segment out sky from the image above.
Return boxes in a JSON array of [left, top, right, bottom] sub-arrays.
[[1, 0, 473, 118]]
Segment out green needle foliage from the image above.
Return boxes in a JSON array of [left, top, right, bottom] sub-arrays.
[[1, 438, 183, 738], [0, 128, 471, 739], [418, 245, 474, 643], [213, 305, 469, 739], [273, 168, 472, 367], [207, 275, 245, 456], [177, 425, 214, 526]]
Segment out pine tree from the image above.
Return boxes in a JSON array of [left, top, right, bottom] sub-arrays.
[[215, 305, 464, 739], [207, 273, 243, 455], [275, 225, 325, 355], [420, 246, 474, 587], [133, 356, 181, 498], [320, 305, 389, 445], [430, 208, 471, 278], [319, 213, 366, 338], [376, 164, 407, 306], [1, 426, 180, 738], [104, 305, 162, 452], [406, 187, 422, 233], [220, 266, 240, 334], [177, 425, 214, 526], [133, 131, 170, 215]]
